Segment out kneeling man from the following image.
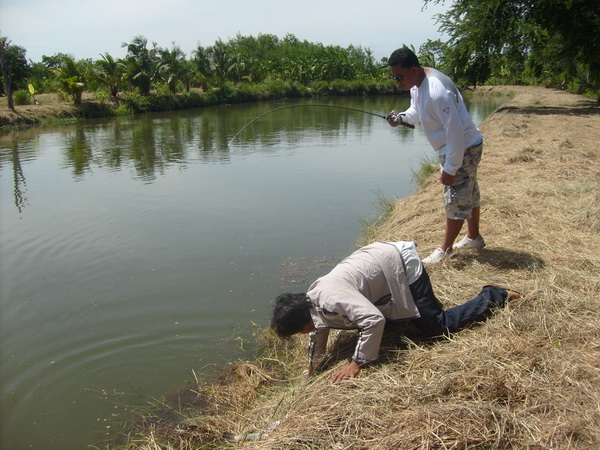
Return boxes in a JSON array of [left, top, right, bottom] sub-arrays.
[[271, 241, 519, 382]]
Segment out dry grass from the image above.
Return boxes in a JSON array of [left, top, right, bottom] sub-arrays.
[[124, 86, 600, 449]]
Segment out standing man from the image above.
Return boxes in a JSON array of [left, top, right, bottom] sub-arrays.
[[387, 47, 485, 264], [271, 241, 519, 382]]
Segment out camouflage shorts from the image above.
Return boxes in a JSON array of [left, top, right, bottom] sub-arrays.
[[440, 142, 483, 220]]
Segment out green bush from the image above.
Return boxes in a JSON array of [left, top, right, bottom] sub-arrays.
[[118, 91, 150, 113], [214, 82, 240, 104], [177, 91, 212, 109], [76, 102, 115, 118], [13, 89, 32, 106], [309, 81, 331, 95]]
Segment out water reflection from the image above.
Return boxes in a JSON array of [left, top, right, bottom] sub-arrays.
[[0, 95, 504, 214], [6, 95, 505, 213], [10, 145, 28, 212], [63, 126, 93, 176], [0, 96, 407, 181]]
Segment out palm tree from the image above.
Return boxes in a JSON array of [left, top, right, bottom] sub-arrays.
[[91, 53, 125, 100], [180, 60, 195, 92], [209, 39, 235, 84], [122, 35, 159, 95], [51, 55, 87, 104], [157, 44, 187, 93], [192, 44, 213, 90]]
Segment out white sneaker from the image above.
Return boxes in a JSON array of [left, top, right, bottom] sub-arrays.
[[453, 235, 486, 250], [422, 247, 452, 264]]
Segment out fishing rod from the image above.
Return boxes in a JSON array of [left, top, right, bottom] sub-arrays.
[[227, 104, 415, 147]]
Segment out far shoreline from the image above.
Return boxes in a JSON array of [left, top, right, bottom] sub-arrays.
[[0, 83, 525, 130], [0, 81, 409, 129]]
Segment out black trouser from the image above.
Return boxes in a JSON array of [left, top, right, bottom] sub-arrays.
[[408, 269, 507, 337]]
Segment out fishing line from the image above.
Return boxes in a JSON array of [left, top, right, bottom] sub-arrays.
[[227, 104, 415, 147]]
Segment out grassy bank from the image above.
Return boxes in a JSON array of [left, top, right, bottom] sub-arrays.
[[0, 79, 402, 128], [117, 86, 599, 448]]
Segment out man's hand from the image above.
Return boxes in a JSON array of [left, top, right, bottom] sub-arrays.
[[331, 360, 362, 382], [439, 170, 455, 186], [386, 110, 402, 127]]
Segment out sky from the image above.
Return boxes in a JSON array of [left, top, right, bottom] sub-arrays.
[[0, 0, 450, 63]]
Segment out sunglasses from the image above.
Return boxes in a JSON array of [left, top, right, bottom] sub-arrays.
[[390, 74, 404, 82]]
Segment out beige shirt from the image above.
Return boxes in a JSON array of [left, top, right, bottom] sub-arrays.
[[307, 241, 421, 366]]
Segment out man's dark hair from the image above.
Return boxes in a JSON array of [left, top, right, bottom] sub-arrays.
[[388, 47, 420, 68], [271, 293, 311, 339]]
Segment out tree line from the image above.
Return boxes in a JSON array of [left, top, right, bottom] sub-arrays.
[[0, 33, 389, 111], [1, 0, 598, 111]]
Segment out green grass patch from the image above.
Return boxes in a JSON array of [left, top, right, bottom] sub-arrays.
[[411, 156, 438, 188]]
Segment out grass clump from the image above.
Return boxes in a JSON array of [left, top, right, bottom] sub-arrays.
[[411, 156, 439, 188]]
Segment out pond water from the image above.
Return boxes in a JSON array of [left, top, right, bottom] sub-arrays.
[[0, 95, 503, 448]]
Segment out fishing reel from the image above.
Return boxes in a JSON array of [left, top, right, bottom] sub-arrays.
[[385, 111, 405, 124], [385, 111, 415, 129]]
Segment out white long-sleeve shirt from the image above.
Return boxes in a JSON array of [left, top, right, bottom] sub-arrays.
[[402, 68, 483, 175], [306, 241, 422, 366]]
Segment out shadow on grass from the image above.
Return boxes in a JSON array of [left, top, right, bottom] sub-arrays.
[[315, 321, 448, 374], [496, 104, 600, 116], [452, 248, 546, 271]]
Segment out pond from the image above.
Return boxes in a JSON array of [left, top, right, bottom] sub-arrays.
[[0, 94, 504, 448]]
